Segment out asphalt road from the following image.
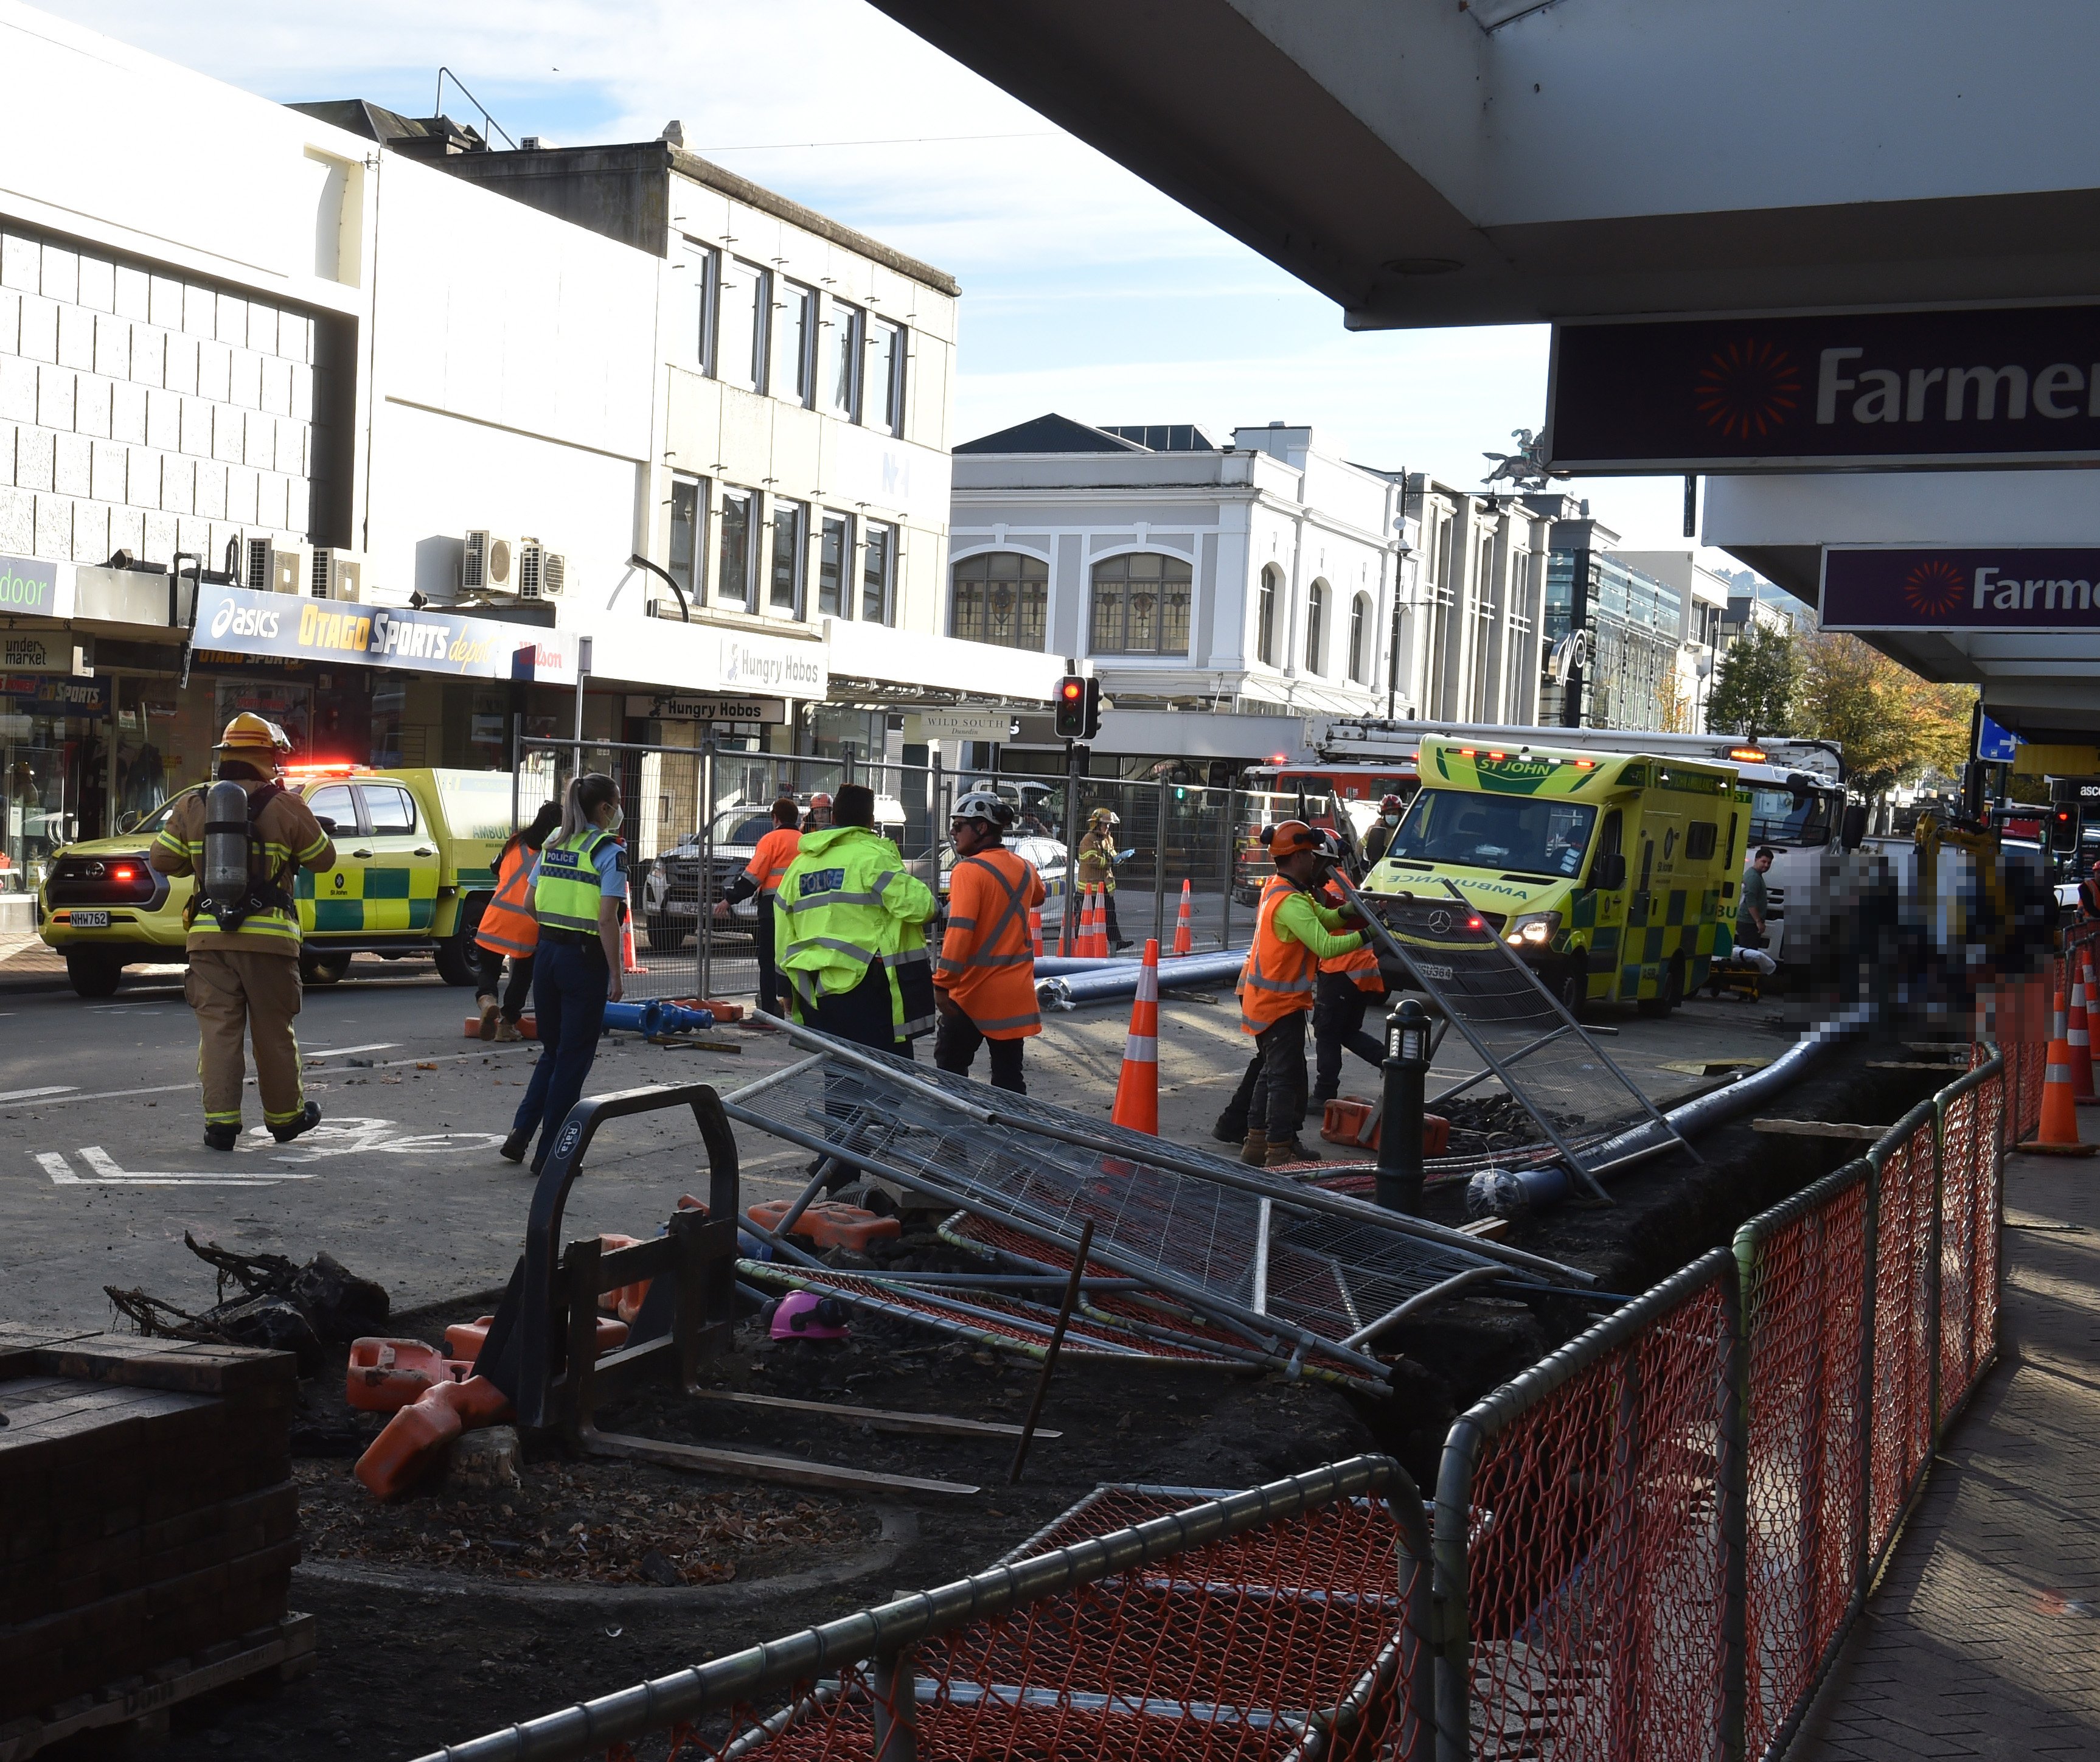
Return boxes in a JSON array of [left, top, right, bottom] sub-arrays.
[[0, 953, 1797, 1333]]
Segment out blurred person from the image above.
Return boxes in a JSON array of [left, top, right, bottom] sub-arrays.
[[717, 796, 801, 1017], [933, 791, 1045, 1093], [474, 801, 561, 1042], [501, 772, 626, 1174]]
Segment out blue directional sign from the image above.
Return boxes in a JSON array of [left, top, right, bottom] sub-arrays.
[[1975, 712, 2022, 763]]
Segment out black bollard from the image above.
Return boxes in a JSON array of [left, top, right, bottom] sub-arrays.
[[1375, 997, 1431, 1214]]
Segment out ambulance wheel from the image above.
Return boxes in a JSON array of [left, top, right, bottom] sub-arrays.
[[1551, 963, 1587, 1021], [1638, 957, 1685, 1019], [432, 899, 485, 987], [301, 952, 352, 986], [65, 952, 123, 998], [645, 914, 686, 954]]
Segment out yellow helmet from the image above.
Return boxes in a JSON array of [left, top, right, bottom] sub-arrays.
[[215, 713, 293, 761]]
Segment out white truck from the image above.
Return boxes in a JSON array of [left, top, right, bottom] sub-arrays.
[[1315, 718, 1855, 967]]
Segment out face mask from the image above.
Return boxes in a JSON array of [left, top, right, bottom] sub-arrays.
[[1383, 813, 1399, 826], [602, 805, 624, 833]]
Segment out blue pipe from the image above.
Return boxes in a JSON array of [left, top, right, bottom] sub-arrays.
[[602, 999, 716, 1039]]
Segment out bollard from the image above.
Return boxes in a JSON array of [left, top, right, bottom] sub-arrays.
[[1375, 998, 1431, 1214]]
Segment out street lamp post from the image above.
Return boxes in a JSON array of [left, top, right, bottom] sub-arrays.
[[1376, 997, 1432, 1214], [1386, 528, 1414, 722]]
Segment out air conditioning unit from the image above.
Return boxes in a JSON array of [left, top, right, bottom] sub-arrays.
[[541, 551, 566, 597], [268, 543, 311, 596], [245, 535, 273, 591], [462, 529, 517, 594], [308, 547, 365, 602], [517, 537, 546, 601]]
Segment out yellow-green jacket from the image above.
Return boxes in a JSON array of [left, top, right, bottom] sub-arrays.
[[777, 824, 937, 1035]]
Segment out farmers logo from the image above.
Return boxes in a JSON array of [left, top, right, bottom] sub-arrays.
[[1694, 339, 1803, 441], [1902, 559, 1966, 617]]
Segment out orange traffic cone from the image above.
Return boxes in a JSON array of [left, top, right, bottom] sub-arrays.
[[622, 914, 648, 975], [2073, 963, 2098, 1104], [1029, 907, 1044, 961], [1172, 879, 1194, 956], [2026, 988, 2098, 1155], [1091, 891, 1110, 958], [1079, 890, 1100, 958], [1111, 939, 1161, 1133]]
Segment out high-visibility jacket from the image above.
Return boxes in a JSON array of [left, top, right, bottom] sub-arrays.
[[1317, 882, 1383, 993], [535, 827, 619, 936], [1238, 875, 1365, 1034], [150, 783, 333, 956], [777, 824, 938, 1036], [475, 841, 541, 958], [935, 846, 1046, 1039], [745, 826, 802, 897]]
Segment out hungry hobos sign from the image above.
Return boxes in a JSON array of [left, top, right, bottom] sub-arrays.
[[1548, 303, 2100, 470], [1822, 547, 2100, 630]]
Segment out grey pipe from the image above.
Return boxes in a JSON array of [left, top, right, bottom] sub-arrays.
[[1038, 949, 1247, 1008]]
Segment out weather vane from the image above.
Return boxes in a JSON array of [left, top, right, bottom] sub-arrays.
[[1479, 428, 1559, 493]]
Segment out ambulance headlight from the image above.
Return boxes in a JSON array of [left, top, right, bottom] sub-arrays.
[[1505, 911, 1560, 947]]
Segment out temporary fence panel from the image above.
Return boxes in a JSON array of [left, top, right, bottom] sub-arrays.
[[1863, 1102, 1937, 1567]]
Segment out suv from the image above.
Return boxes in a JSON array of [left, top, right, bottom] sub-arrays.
[[40, 765, 513, 997]]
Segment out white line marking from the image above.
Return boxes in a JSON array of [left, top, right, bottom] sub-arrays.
[[38, 1147, 315, 1185], [0, 1085, 77, 1103], [303, 1042, 400, 1059], [7, 1045, 538, 1109]]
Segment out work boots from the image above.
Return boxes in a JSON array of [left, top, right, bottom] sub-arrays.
[[476, 995, 499, 1041], [270, 1101, 322, 1144], [1239, 1129, 1269, 1166], [203, 1123, 238, 1152], [1212, 1111, 1248, 1144], [493, 1017, 523, 1043], [1264, 1137, 1323, 1167]]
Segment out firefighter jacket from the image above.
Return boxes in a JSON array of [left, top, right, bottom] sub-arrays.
[[1237, 875, 1365, 1034], [777, 824, 938, 1034], [475, 840, 541, 958], [934, 846, 1046, 1039], [1076, 829, 1118, 893], [150, 783, 333, 956]]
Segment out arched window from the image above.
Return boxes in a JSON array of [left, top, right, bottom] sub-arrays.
[[1090, 552, 1192, 655], [950, 551, 1048, 650], [1348, 592, 1371, 683], [1256, 565, 1279, 666], [1305, 580, 1327, 674]]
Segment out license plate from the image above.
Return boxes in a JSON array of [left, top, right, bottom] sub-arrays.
[[71, 910, 111, 928]]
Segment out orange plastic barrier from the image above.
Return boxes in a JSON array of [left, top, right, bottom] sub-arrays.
[[462, 1013, 538, 1039], [344, 1337, 472, 1413], [676, 996, 743, 1023], [746, 1197, 900, 1252], [354, 1374, 516, 1500], [443, 1312, 630, 1362], [1318, 1098, 1450, 1157], [598, 1233, 652, 1323]]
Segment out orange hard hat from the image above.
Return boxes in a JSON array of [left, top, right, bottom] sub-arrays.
[[1268, 819, 1323, 860]]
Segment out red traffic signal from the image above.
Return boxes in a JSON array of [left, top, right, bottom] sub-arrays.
[[1053, 674, 1100, 740]]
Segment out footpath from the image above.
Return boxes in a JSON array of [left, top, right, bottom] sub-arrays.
[[1793, 1147, 2100, 1759]]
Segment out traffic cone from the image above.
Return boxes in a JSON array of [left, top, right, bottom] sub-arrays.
[[2072, 961, 2098, 1104], [622, 914, 648, 975], [1029, 907, 1044, 961], [1080, 890, 1100, 958], [1090, 891, 1109, 958], [1173, 879, 1194, 956], [2025, 988, 2098, 1155], [1111, 939, 1160, 1134]]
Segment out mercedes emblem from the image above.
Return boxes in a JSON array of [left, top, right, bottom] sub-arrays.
[[1426, 908, 1452, 935]]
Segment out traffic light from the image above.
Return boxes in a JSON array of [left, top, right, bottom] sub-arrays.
[[2051, 806, 2079, 852], [1052, 674, 1101, 741]]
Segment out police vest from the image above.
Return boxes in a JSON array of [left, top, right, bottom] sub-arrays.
[[535, 828, 616, 936]]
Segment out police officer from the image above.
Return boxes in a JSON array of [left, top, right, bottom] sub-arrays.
[[778, 782, 936, 1054], [716, 796, 801, 1018], [933, 790, 1046, 1093], [501, 772, 627, 1172], [149, 714, 334, 1151], [1235, 820, 1367, 1167]]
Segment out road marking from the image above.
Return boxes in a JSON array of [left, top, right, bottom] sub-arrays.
[[303, 1043, 400, 1059], [4, 1045, 540, 1109], [242, 1115, 506, 1161], [37, 1147, 316, 1186], [0, 1085, 77, 1104]]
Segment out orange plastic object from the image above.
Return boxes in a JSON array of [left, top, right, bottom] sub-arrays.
[[746, 1197, 900, 1252], [354, 1374, 516, 1499], [686, 997, 743, 1023], [345, 1337, 471, 1413], [443, 1312, 629, 1363], [1319, 1098, 1451, 1157], [599, 1233, 652, 1322], [462, 1013, 537, 1039]]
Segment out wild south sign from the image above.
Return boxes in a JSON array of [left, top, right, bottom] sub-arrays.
[[1821, 547, 2100, 632], [1546, 304, 2100, 470]]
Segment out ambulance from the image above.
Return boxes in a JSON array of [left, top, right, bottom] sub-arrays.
[[1361, 736, 1744, 1016]]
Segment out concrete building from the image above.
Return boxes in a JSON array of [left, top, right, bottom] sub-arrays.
[[1612, 550, 1735, 734], [1405, 478, 1549, 727]]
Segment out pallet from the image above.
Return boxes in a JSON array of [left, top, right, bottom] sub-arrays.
[[0, 1612, 314, 1761]]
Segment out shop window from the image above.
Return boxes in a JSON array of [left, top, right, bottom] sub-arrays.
[[1091, 552, 1192, 656], [361, 784, 416, 834], [770, 499, 806, 615], [951, 551, 1048, 650], [818, 514, 851, 618], [861, 520, 895, 625], [718, 488, 756, 610]]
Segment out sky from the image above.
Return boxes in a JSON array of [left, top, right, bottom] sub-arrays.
[[36, 0, 1726, 559]]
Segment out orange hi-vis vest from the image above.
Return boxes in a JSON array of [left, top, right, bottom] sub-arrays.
[[745, 825, 802, 897], [1238, 876, 1318, 1034], [934, 846, 1046, 1039], [1319, 881, 1383, 992], [475, 841, 540, 958]]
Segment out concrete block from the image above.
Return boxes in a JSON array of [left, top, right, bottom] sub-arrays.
[[147, 273, 181, 331], [163, 332, 197, 397], [254, 473, 287, 534], [246, 305, 278, 357], [0, 232, 38, 292], [243, 409, 273, 470], [35, 493, 71, 560], [75, 252, 114, 314], [156, 455, 191, 517], [224, 465, 256, 526], [106, 505, 142, 560], [442, 1425, 523, 1491], [52, 432, 90, 497], [90, 439, 125, 504], [40, 243, 77, 306], [211, 406, 243, 466], [0, 486, 32, 554], [71, 501, 106, 565], [144, 386, 178, 451], [37, 365, 74, 433], [55, 303, 94, 372], [0, 354, 33, 423], [0, 289, 17, 355], [16, 427, 52, 492], [175, 515, 209, 559], [178, 395, 210, 459], [260, 356, 292, 418], [181, 283, 214, 340], [196, 340, 231, 406], [16, 294, 56, 366], [192, 461, 224, 521], [75, 378, 111, 441], [94, 312, 129, 381], [214, 291, 246, 347], [142, 510, 176, 563], [111, 381, 146, 447], [0, 422, 11, 488], [229, 347, 261, 413], [113, 263, 150, 322]]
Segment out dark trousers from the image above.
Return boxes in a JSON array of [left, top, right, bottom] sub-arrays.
[[1248, 1011, 1309, 1141], [934, 1009, 1026, 1093], [754, 894, 781, 1018], [475, 944, 535, 1020], [808, 961, 912, 1058], [1313, 973, 1385, 1099], [1102, 887, 1124, 947], [512, 939, 609, 1161]]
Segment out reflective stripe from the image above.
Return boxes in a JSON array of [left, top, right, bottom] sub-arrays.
[[1242, 970, 1315, 995], [1122, 1032, 1158, 1062], [785, 935, 878, 964], [785, 890, 883, 912], [971, 1008, 1042, 1034], [945, 916, 978, 931]]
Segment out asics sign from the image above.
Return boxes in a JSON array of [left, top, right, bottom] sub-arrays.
[[193, 583, 578, 683]]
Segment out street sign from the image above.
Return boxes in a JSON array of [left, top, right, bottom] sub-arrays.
[[1822, 546, 2100, 632], [905, 709, 1015, 744], [1976, 712, 2022, 764], [0, 633, 81, 672], [1548, 302, 2100, 471], [631, 693, 787, 723]]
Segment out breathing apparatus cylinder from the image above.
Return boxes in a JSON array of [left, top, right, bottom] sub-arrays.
[[201, 779, 253, 909]]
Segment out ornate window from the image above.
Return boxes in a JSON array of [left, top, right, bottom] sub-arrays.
[[1256, 565, 1280, 666], [1090, 552, 1192, 655], [951, 551, 1048, 650]]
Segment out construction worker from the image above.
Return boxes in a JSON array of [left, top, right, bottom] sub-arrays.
[[1236, 820, 1367, 1166], [1311, 862, 1388, 1107], [716, 796, 801, 1018], [1362, 794, 1406, 866], [148, 714, 333, 1151], [474, 801, 561, 1042], [1076, 807, 1130, 951], [778, 782, 936, 1054], [933, 790, 1045, 1093], [501, 773, 626, 1172], [802, 790, 835, 834]]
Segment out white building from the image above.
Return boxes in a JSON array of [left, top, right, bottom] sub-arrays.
[[1611, 551, 1734, 734]]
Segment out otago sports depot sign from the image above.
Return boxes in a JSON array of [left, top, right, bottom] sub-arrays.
[[196, 583, 578, 682], [1822, 548, 2100, 633], [1546, 302, 2100, 470]]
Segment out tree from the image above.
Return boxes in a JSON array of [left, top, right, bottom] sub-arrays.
[[1655, 660, 1695, 733], [1705, 621, 1798, 737], [1792, 632, 1975, 795]]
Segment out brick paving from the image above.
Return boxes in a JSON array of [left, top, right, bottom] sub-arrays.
[[1790, 1149, 2100, 1760]]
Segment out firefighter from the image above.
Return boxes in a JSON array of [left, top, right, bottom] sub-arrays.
[[501, 772, 627, 1173], [1076, 807, 1129, 950], [1236, 820, 1367, 1167], [1361, 794, 1405, 866], [148, 714, 335, 1151], [933, 790, 1045, 1093], [777, 782, 937, 1054], [716, 796, 801, 1018], [474, 801, 561, 1042]]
